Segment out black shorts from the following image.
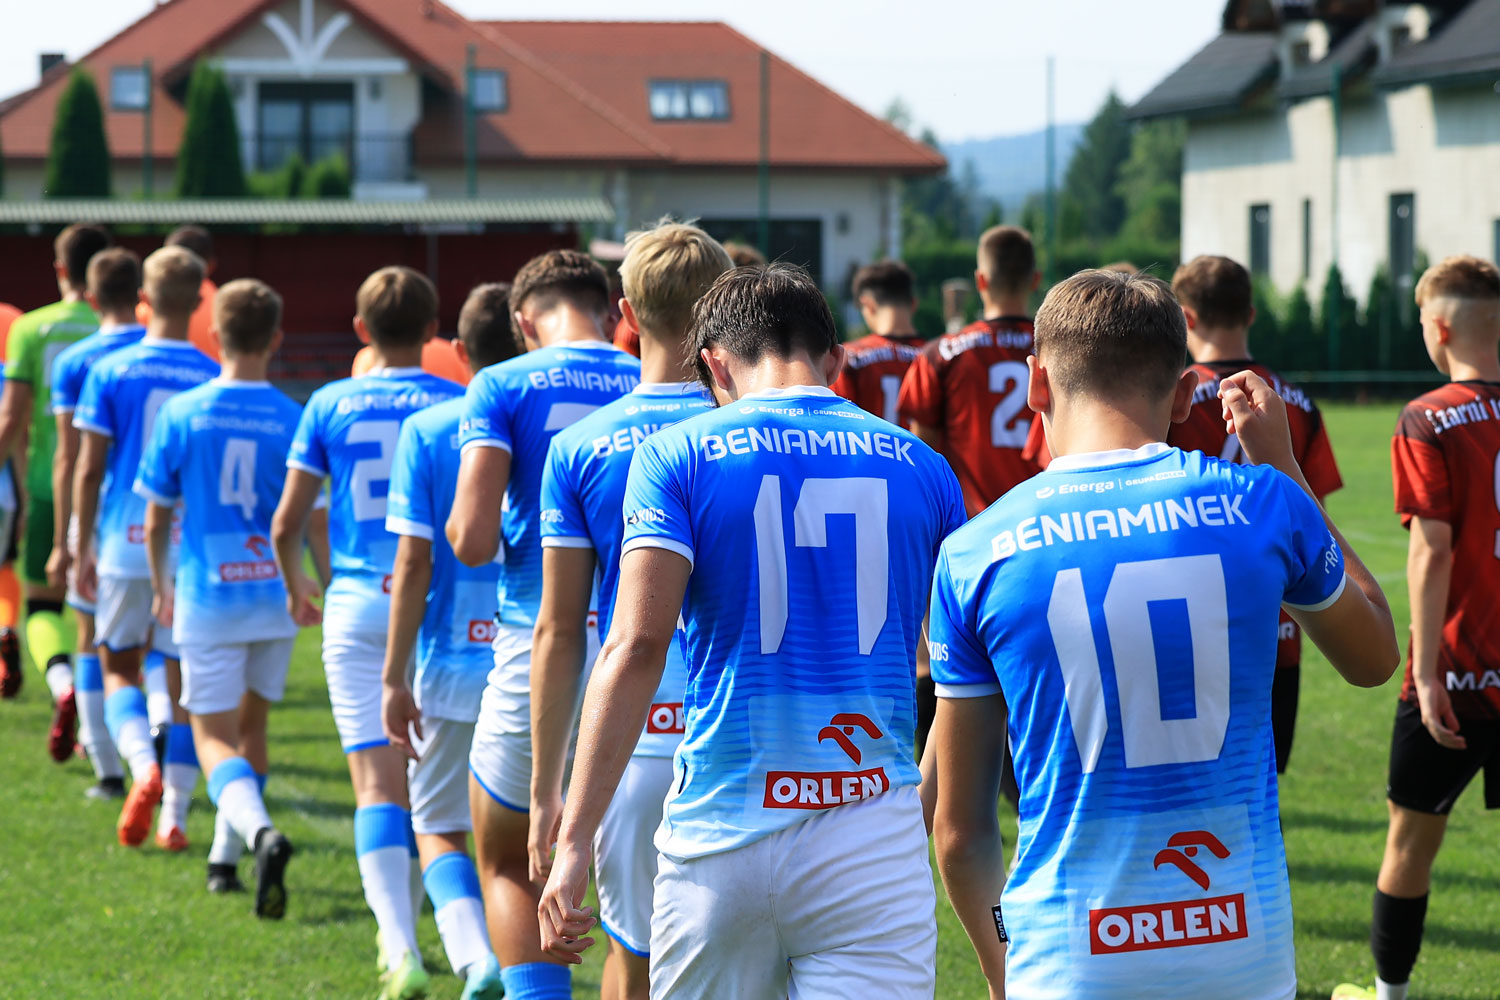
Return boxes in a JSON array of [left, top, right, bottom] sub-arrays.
[[1387, 699, 1500, 815]]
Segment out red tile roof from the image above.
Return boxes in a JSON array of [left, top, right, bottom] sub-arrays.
[[0, 0, 943, 174]]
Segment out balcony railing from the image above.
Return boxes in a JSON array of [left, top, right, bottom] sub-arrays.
[[242, 131, 415, 184]]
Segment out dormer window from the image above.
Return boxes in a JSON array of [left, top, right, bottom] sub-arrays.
[[111, 66, 149, 111], [1291, 40, 1312, 66], [649, 80, 730, 121], [471, 70, 508, 113]]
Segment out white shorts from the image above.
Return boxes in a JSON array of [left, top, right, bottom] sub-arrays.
[[594, 754, 673, 957], [178, 637, 295, 716], [95, 576, 177, 657], [409, 717, 475, 835], [650, 786, 935, 1000], [468, 621, 600, 813], [322, 620, 387, 753]]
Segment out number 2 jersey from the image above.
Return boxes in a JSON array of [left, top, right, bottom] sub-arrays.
[[540, 382, 713, 757], [1391, 380, 1500, 720], [929, 444, 1346, 1000], [622, 386, 966, 861], [898, 316, 1039, 516], [73, 339, 220, 578], [830, 332, 924, 427], [289, 368, 463, 634], [134, 379, 302, 647]]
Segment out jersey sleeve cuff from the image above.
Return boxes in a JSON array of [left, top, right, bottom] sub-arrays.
[[71, 417, 112, 438], [286, 458, 328, 477], [50, 403, 75, 415], [385, 516, 433, 541], [934, 681, 1003, 699], [131, 480, 179, 508], [541, 536, 594, 550], [460, 438, 512, 456], [621, 535, 694, 569], [1284, 571, 1347, 613]]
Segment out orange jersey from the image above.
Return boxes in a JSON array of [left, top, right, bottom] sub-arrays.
[[898, 317, 1038, 516], [1392, 380, 1500, 720], [614, 316, 640, 358], [138, 277, 219, 361], [1169, 361, 1343, 669], [351, 338, 471, 386], [0, 302, 22, 365], [831, 333, 924, 426]]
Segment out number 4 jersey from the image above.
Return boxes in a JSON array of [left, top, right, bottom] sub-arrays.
[[621, 386, 966, 861], [929, 443, 1346, 1000]]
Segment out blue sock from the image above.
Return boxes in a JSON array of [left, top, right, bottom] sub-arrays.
[[103, 687, 148, 746], [256, 770, 267, 794], [500, 962, 571, 1000], [424, 852, 492, 977], [164, 723, 198, 768], [75, 654, 103, 693], [354, 804, 419, 958], [103, 686, 155, 777]]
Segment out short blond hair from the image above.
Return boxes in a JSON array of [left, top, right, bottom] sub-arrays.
[[143, 245, 205, 319], [1415, 255, 1500, 306], [214, 279, 282, 356], [1034, 269, 1186, 401], [620, 220, 734, 338], [357, 266, 438, 348]]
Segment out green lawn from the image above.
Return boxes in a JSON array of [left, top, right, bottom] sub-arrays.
[[1, 402, 1495, 999]]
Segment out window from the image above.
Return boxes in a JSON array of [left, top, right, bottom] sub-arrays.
[[648, 80, 730, 121], [257, 82, 354, 172], [471, 70, 507, 113], [111, 66, 149, 111], [1389, 193, 1415, 291], [1249, 204, 1271, 277], [1301, 198, 1312, 280]]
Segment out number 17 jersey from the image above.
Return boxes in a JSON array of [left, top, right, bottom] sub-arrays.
[[929, 444, 1346, 1000]]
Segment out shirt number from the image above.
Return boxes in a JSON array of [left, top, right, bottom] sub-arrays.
[[752, 475, 889, 655], [879, 374, 901, 425], [219, 438, 258, 519], [1046, 554, 1231, 772], [348, 420, 399, 522], [989, 361, 1030, 448]]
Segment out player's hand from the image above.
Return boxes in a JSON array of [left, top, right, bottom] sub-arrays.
[[537, 840, 597, 964], [527, 792, 564, 885], [75, 551, 98, 603], [1414, 675, 1467, 750], [381, 683, 422, 761], [45, 546, 70, 589], [286, 572, 322, 627], [1218, 371, 1298, 474], [152, 583, 174, 629]]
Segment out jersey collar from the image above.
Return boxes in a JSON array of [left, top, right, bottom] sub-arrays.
[[740, 385, 838, 401], [556, 339, 617, 351], [98, 322, 146, 337], [632, 382, 703, 397], [1048, 442, 1171, 472], [210, 377, 271, 388], [367, 366, 425, 378], [141, 337, 201, 350]]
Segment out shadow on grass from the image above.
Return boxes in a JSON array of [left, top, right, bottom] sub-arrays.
[[1299, 915, 1500, 952], [1281, 809, 1388, 836], [1288, 859, 1500, 894]]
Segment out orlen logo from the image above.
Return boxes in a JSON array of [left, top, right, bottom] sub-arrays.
[[381, 574, 393, 594], [221, 536, 278, 582], [646, 702, 685, 734], [1088, 831, 1247, 955], [468, 619, 498, 643], [764, 713, 890, 809]]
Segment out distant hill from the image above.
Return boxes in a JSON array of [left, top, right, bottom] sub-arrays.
[[943, 123, 1086, 215]]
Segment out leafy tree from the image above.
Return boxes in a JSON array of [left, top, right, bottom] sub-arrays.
[[1062, 92, 1131, 241], [1318, 263, 1361, 370], [1117, 119, 1184, 244], [174, 61, 247, 198], [1280, 283, 1318, 371], [303, 151, 351, 198], [45, 68, 111, 197]]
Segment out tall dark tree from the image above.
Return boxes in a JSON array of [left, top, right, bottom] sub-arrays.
[[303, 152, 351, 198], [1062, 92, 1132, 241], [1117, 119, 1184, 243], [174, 61, 247, 198], [44, 68, 111, 197]]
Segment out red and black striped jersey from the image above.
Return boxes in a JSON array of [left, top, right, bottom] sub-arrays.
[[830, 333, 924, 427]]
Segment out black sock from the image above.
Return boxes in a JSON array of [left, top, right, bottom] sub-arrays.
[[915, 674, 937, 755], [25, 598, 63, 617], [46, 652, 71, 670], [1371, 889, 1428, 985]]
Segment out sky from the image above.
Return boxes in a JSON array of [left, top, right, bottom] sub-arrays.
[[0, 0, 1222, 142]]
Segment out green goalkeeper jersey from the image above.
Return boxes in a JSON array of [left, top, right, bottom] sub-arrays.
[[4, 299, 98, 502]]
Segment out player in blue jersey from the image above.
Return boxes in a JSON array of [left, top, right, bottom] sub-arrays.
[[928, 270, 1398, 1000], [73, 247, 220, 851], [136, 279, 308, 916], [271, 266, 462, 1000], [447, 250, 638, 1000], [380, 283, 518, 1000], [46, 248, 146, 797], [537, 263, 965, 998], [529, 223, 729, 1000]]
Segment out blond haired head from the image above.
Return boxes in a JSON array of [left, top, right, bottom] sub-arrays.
[[620, 219, 734, 340], [1415, 255, 1500, 345], [143, 245, 206, 319]]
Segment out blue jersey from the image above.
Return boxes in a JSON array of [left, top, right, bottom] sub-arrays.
[[73, 340, 220, 578], [288, 368, 462, 636], [928, 444, 1346, 1000], [541, 382, 712, 757], [459, 341, 639, 627], [386, 397, 500, 723], [49, 323, 147, 415], [621, 386, 965, 860], [134, 379, 302, 647]]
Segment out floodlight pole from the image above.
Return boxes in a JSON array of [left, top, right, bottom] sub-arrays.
[[142, 58, 154, 198], [1044, 55, 1056, 286], [465, 44, 478, 199], [1329, 62, 1342, 369], [758, 49, 771, 259]]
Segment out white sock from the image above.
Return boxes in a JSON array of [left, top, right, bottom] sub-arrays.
[[75, 659, 124, 781], [208, 809, 244, 865], [1376, 979, 1409, 1000], [355, 804, 419, 964], [104, 688, 158, 781], [45, 662, 73, 702], [423, 852, 493, 979], [161, 766, 196, 830], [143, 660, 172, 731], [208, 758, 273, 848]]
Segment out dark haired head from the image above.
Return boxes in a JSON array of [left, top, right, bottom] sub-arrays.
[[55, 223, 113, 289], [1034, 269, 1187, 403], [458, 282, 520, 371], [164, 225, 214, 265], [851, 260, 916, 308], [509, 250, 610, 340], [689, 262, 838, 393], [85, 247, 142, 314], [356, 266, 439, 349], [1171, 255, 1253, 330], [977, 225, 1037, 297], [214, 279, 283, 356]]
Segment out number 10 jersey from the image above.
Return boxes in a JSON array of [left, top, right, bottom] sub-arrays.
[[929, 443, 1346, 1000]]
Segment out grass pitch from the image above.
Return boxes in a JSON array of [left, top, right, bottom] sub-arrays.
[[1, 402, 1495, 999]]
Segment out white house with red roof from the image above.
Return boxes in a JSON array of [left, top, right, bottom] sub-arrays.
[[0, 0, 944, 286]]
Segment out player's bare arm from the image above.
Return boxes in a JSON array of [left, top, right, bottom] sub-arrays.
[[270, 468, 325, 627], [380, 533, 432, 760], [538, 546, 685, 963], [447, 446, 509, 567], [932, 693, 1008, 1000], [528, 545, 596, 884], [70, 429, 109, 602], [0, 379, 33, 470], [48, 413, 79, 587], [1219, 370, 1398, 685], [1406, 516, 1464, 749], [307, 505, 332, 589], [143, 500, 175, 629]]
